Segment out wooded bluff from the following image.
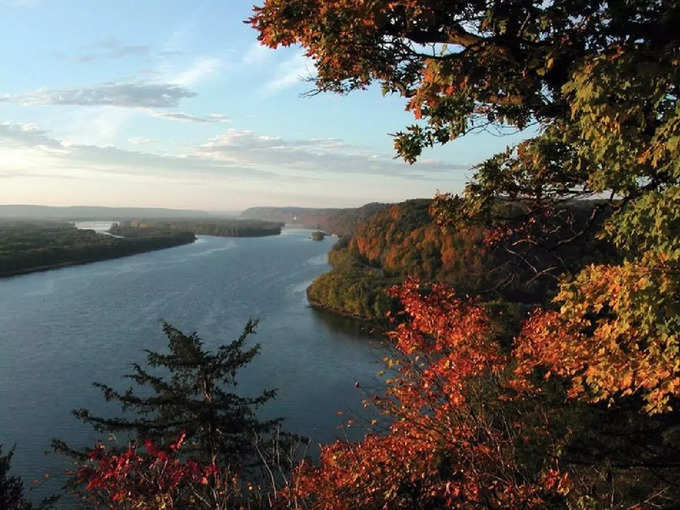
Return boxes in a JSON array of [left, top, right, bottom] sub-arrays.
[[307, 199, 612, 323]]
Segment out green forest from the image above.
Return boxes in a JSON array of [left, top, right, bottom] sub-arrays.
[[122, 218, 283, 237], [0, 221, 195, 277], [0, 217, 282, 279]]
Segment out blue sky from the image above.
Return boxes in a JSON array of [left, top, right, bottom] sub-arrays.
[[0, 0, 530, 211]]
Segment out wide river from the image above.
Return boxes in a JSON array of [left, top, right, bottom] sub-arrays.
[[0, 229, 390, 504]]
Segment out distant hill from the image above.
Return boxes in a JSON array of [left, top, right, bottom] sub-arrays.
[[0, 205, 217, 220], [240, 202, 390, 236]]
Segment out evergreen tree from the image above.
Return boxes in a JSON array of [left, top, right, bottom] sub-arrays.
[[54, 320, 281, 471], [0, 445, 32, 510]]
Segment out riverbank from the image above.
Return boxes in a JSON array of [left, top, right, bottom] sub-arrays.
[[0, 221, 196, 278], [306, 292, 389, 335], [122, 218, 284, 237], [0, 237, 196, 278]]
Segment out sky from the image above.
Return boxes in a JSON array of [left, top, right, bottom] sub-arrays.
[[0, 0, 531, 211]]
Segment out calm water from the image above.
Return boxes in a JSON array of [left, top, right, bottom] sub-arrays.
[[0, 229, 389, 504]]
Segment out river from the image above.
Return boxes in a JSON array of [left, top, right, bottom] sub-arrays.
[[0, 229, 390, 505]]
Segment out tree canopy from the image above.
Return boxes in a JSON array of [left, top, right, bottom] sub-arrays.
[[251, 0, 680, 415], [250, 1, 679, 165], [59, 321, 280, 468], [251, 1, 680, 508]]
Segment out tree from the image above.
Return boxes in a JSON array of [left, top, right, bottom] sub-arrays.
[[55, 321, 293, 507], [250, 0, 680, 415], [287, 280, 571, 509], [76, 433, 252, 510], [250, 1, 680, 507], [250, 1, 678, 160], [286, 280, 680, 509], [0, 445, 32, 510], [249, 0, 679, 274]]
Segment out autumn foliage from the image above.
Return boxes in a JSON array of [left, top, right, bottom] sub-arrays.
[[514, 255, 680, 415], [287, 279, 570, 509], [76, 433, 223, 510], [51, 1, 680, 508]]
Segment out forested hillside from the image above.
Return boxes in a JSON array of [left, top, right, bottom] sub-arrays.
[[308, 199, 612, 321], [250, 1, 680, 507]]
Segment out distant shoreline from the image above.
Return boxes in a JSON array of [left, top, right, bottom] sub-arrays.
[[0, 236, 197, 279], [0, 239, 197, 279]]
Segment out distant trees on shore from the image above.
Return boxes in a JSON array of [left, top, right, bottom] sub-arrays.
[[121, 218, 283, 238], [0, 221, 195, 277]]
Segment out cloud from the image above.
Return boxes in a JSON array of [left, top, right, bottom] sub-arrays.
[[0, 122, 61, 148], [242, 42, 275, 65], [172, 57, 222, 87], [196, 129, 470, 178], [262, 51, 314, 94], [0, 121, 275, 181], [76, 38, 150, 62], [128, 137, 155, 145], [0, 83, 197, 108], [0, 121, 470, 213], [151, 112, 229, 124]]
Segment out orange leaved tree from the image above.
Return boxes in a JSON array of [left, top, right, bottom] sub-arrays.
[[285, 279, 570, 509], [248, 1, 680, 507]]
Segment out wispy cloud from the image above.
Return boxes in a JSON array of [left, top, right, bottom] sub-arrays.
[[0, 122, 274, 181], [172, 57, 222, 87], [0, 122, 468, 184], [76, 38, 150, 63], [0, 121, 62, 148], [242, 42, 275, 65], [0, 121, 470, 208], [261, 51, 314, 95], [0, 83, 197, 108], [151, 112, 229, 124], [196, 129, 469, 178], [128, 137, 156, 145]]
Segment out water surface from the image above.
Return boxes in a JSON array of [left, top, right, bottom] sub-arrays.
[[0, 229, 389, 504]]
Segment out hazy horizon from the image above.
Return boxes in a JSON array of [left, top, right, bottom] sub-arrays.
[[0, 198, 408, 214]]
